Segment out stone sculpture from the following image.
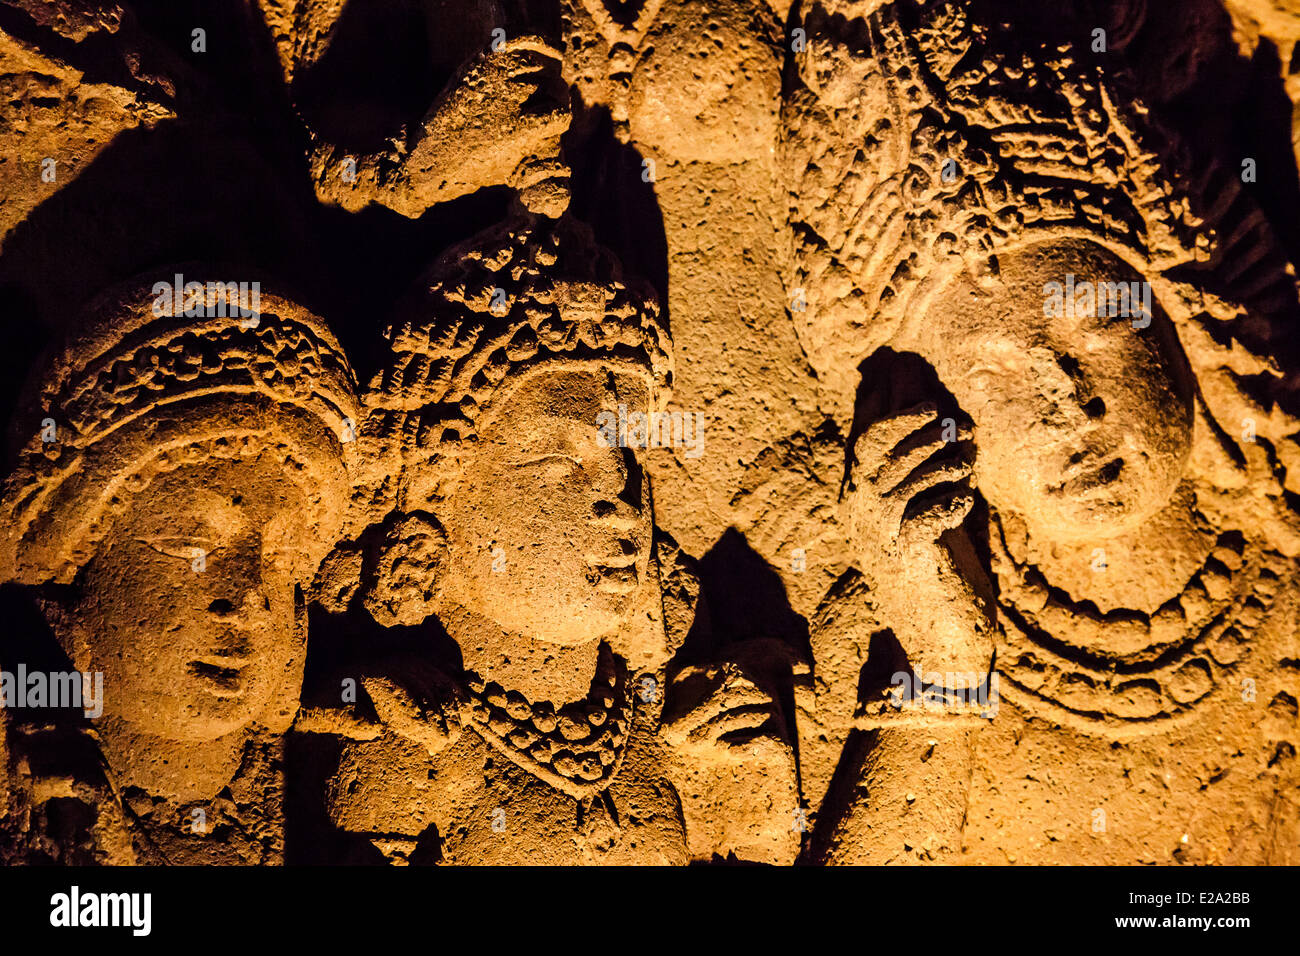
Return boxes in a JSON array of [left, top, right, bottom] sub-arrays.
[[0, 272, 357, 862], [296, 215, 799, 864], [784, 0, 1300, 863], [0, 0, 1295, 867]]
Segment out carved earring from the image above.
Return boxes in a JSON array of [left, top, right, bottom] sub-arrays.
[[362, 511, 449, 628]]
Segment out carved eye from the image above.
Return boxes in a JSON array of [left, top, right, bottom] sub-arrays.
[[137, 536, 214, 562], [519, 453, 581, 482]]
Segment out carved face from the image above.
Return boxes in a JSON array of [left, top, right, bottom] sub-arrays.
[[439, 362, 654, 645], [73, 451, 311, 741], [921, 240, 1195, 540]]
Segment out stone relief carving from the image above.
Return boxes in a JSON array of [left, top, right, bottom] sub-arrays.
[[0, 271, 357, 862], [292, 213, 799, 864], [0, 0, 1295, 866], [784, 0, 1300, 863]]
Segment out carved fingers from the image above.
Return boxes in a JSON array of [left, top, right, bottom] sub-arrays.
[[361, 661, 464, 758], [434, 37, 569, 139], [661, 663, 784, 756], [848, 403, 975, 553], [899, 490, 976, 549]]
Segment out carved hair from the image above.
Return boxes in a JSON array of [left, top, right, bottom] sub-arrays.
[[783, 0, 1300, 500], [359, 214, 671, 515], [1, 269, 360, 584]]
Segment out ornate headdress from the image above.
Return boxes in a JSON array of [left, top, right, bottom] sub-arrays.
[[356, 214, 672, 518], [782, 0, 1296, 447], [2, 268, 360, 584], [783, 0, 1300, 735]]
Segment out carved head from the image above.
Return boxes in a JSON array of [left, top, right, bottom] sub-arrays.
[[918, 239, 1195, 540], [442, 358, 654, 641], [360, 216, 671, 649], [2, 273, 359, 741]]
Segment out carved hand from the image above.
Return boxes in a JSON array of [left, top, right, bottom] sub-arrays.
[[661, 660, 801, 865], [661, 662, 785, 757], [847, 401, 975, 559], [406, 36, 571, 196], [311, 37, 570, 217], [419, 37, 570, 166], [361, 660, 465, 758], [845, 402, 994, 676]]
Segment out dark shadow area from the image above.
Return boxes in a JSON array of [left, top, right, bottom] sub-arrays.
[[1236, 40, 1300, 259], [291, 0, 447, 153], [0, 583, 84, 723], [567, 95, 671, 334], [0, 120, 316, 337], [598, 0, 649, 31], [675, 527, 811, 669], [855, 628, 913, 712], [308, 185, 513, 384], [1160, 31, 1300, 395]]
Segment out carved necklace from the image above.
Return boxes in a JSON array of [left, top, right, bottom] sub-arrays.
[[989, 513, 1284, 735], [462, 646, 633, 800]]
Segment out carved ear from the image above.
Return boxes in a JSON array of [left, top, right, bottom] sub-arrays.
[[261, 592, 308, 735], [361, 512, 448, 628], [609, 529, 700, 675]]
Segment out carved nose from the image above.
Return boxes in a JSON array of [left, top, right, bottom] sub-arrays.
[[1055, 353, 1107, 421], [207, 590, 269, 617]]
